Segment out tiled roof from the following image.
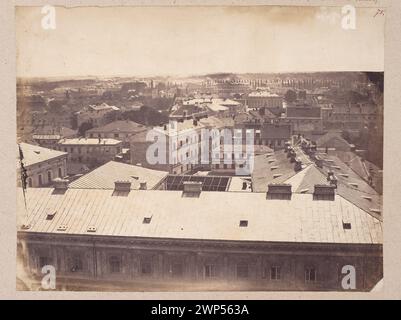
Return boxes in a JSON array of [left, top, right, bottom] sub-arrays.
[[69, 161, 168, 190], [251, 147, 382, 219], [18, 143, 67, 167], [251, 150, 305, 193], [86, 120, 147, 134], [18, 187, 382, 245]]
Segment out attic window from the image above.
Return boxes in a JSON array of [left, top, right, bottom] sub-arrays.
[[342, 222, 352, 230], [332, 166, 341, 170], [362, 196, 372, 201], [87, 226, 97, 233], [339, 174, 349, 178], [300, 188, 309, 194], [34, 150, 41, 154], [270, 166, 279, 171], [273, 174, 282, 179], [46, 211, 57, 220], [143, 217, 152, 224], [57, 225, 67, 231], [239, 220, 248, 227], [268, 159, 276, 164]]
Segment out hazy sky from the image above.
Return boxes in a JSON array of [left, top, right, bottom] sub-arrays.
[[16, 6, 385, 78]]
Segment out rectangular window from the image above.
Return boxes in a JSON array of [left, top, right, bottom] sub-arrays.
[[236, 263, 249, 278], [204, 264, 217, 278], [109, 256, 122, 273], [39, 256, 51, 268], [38, 174, 43, 186], [71, 254, 83, 272], [58, 167, 63, 178], [141, 259, 152, 275], [305, 267, 317, 282], [114, 133, 119, 138], [270, 266, 281, 280]]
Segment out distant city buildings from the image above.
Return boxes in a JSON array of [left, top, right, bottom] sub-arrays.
[[85, 120, 148, 147], [57, 138, 122, 172], [75, 103, 120, 128], [16, 72, 384, 291]]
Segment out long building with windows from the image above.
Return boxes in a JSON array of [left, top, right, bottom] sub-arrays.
[[17, 143, 68, 188], [17, 179, 382, 291]]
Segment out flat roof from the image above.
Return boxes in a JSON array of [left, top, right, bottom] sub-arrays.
[[18, 187, 382, 245]]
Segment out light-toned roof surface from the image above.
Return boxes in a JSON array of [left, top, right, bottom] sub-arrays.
[[153, 119, 205, 135], [58, 138, 122, 145], [89, 103, 119, 111], [69, 161, 168, 190], [248, 91, 280, 98], [18, 143, 67, 167], [198, 116, 234, 129], [17, 187, 382, 245]]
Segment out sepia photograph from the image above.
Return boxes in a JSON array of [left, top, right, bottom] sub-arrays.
[[15, 4, 384, 292]]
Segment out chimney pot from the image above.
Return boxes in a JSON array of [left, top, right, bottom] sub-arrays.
[[53, 178, 69, 190]]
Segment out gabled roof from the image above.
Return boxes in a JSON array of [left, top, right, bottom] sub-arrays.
[[18, 187, 382, 245], [17, 143, 67, 167], [69, 161, 168, 190]]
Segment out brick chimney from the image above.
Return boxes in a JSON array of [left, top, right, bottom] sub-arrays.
[[114, 181, 131, 192], [182, 181, 202, 197], [313, 184, 335, 201], [53, 178, 69, 190], [267, 183, 292, 200]]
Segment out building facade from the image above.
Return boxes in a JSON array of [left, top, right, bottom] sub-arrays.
[[17, 143, 68, 188], [17, 183, 382, 291], [57, 138, 122, 166]]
